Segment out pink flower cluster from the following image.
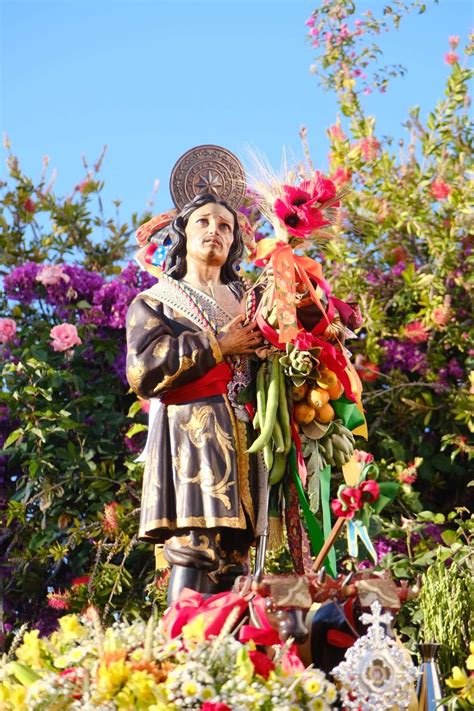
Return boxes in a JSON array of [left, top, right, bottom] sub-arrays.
[[273, 171, 338, 239], [398, 464, 417, 485], [331, 480, 380, 519], [358, 136, 380, 162], [403, 320, 430, 343], [444, 52, 459, 65], [430, 179, 451, 200], [354, 449, 374, 465]]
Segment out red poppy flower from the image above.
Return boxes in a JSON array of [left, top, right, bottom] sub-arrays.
[[359, 480, 380, 503], [302, 171, 338, 204], [200, 704, 231, 711], [248, 649, 275, 680], [274, 196, 327, 238]]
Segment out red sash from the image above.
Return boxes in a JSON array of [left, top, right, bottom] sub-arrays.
[[160, 362, 233, 405]]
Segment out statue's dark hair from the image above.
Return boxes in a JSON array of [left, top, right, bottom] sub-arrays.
[[157, 193, 245, 300]]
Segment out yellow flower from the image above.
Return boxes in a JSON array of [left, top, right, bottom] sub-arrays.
[[115, 670, 157, 708], [201, 686, 215, 700], [182, 613, 206, 643], [303, 676, 322, 696], [15, 630, 44, 668], [325, 684, 337, 703], [0, 681, 27, 709], [446, 666, 469, 690], [182, 680, 199, 698], [53, 655, 69, 669], [69, 647, 86, 663], [466, 642, 474, 671], [307, 699, 324, 711], [58, 614, 87, 643], [95, 658, 131, 698]]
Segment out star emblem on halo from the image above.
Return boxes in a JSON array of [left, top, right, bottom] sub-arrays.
[[195, 170, 224, 195]]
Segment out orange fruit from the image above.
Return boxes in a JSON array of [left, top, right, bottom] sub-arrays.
[[294, 402, 317, 425], [307, 387, 330, 408], [327, 380, 344, 400], [314, 403, 335, 424], [292, 383, 309, 402], [317, 368, 339, 389]]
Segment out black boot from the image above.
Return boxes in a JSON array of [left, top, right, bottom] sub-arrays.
[[166, 564, 209, 606]]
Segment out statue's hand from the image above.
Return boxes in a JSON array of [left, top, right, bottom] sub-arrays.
[[218, 315, 263, 356]]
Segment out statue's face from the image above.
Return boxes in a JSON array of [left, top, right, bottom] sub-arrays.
[[184, 202, 235, 267]]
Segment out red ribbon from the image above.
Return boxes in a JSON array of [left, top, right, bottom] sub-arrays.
[[256, 311, 357, 403], [161, 589, 248, 640], [160, 362, 233, 405]]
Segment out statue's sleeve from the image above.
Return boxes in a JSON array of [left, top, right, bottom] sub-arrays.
[[125, 294, 224, 399]]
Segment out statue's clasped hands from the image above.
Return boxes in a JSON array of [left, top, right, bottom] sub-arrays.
[[218, 315, 263, 356]]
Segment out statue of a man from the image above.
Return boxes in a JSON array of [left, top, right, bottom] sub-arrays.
[[126, 192, 263, 603]]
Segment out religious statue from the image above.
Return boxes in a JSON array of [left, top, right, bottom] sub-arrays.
[[126, 146, 266, 603]]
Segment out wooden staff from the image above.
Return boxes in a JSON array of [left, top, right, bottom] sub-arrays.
[[311, 517, 347, 574]]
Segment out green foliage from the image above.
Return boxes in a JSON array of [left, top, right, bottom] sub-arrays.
[[304, 8, 473, 511], [0, 148, 157, 645], [419, 552, 474, 675]]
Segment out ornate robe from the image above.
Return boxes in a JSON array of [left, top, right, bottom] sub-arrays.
[[126, 274, 263, 547]]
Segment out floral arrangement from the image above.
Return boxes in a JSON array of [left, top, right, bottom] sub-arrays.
[[445, 642, 474, 709], [244, 161, 385, 573], [0, 606, 338, 710]]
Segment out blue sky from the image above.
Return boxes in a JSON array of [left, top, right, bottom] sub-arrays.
[[1, 0, 472, 226]]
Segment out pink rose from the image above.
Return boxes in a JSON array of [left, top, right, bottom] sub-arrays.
[[50, 323, 82, 352], [37, 264, 70, 287], [0, 318, 17, 344]]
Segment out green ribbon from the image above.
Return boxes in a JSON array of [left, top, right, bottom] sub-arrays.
[[289, 447, 335, 576], [331, 396, 365, 431], [319, 464, 337, 575]]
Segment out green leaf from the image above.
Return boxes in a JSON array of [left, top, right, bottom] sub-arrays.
[[125, 423, 148, 438], [3, 427, 24, 448], [440, 529, 458, 546], [127, 400, 143, 418]]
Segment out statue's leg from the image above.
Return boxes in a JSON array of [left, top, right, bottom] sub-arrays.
[[209, 527, 251, 593], [164, 530, 219, 604]]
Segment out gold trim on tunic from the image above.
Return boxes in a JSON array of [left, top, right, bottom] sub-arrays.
[[223, 395, 255, 530], [206, 330, 224, 364], [152, 350, 199, 393], [139, 514, 246, 540]]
